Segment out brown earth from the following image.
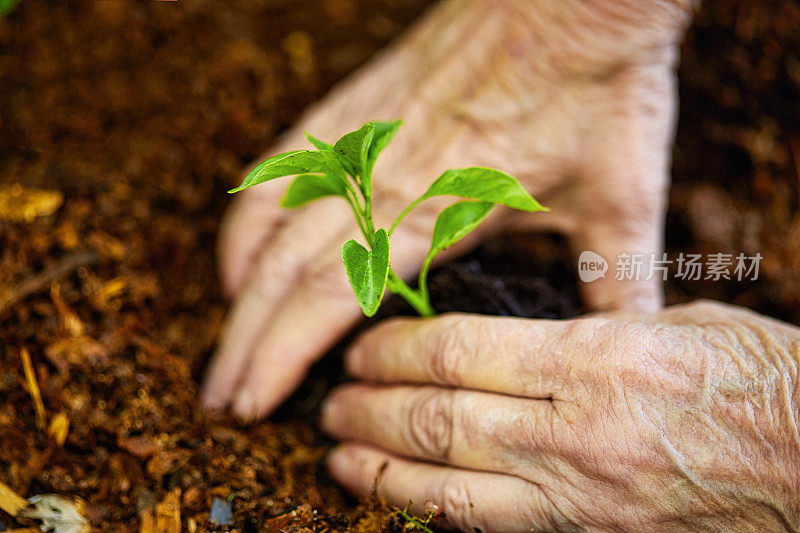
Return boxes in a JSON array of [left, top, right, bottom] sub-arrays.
[[0, 0, 798, 531]]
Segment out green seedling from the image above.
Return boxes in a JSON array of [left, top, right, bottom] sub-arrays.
[[0, 0, 22, 16], [229, 120, 547, 317]]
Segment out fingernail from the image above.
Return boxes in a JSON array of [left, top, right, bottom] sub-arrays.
[[319, 396, 341, 434], [326, 446, 352, 477], [343, 345, 363, 376], [232, 390, 258, 423], [199, 359, 225, 409], [199, 380, 218, 407], [200, 392, 222, 410]]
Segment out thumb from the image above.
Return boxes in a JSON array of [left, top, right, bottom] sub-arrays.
[[572, 210, 665, 313], [571, 57, 677, 312]]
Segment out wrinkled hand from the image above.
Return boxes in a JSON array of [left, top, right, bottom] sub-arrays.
[[202, 0, 694, 418], [321, 301, 800, 532]]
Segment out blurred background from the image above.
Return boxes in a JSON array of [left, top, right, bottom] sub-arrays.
[[0, 0, 798, 531]]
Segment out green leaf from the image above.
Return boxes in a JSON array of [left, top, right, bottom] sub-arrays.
[[427, 200, 494, 260], [325, 120, 401, 180], [0, 0, 21, 16], [229, 150, 332, 193], [281, 174, 347, 208], [422, 167, 547, 212], [365, 120, 402, 173], [334, 123, 375, 178], [342, 229, 390, 317], [305, 131, 333, 151], [319, 149, 349, 182]]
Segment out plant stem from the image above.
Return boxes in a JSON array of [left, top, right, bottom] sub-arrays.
[[388, 196, 424, 237], [347, 181, 366, 213], [417, 256, 432, 306], [361, 169, 376, 246], [344, 189, 369, 241], [387, 269, 434, 316], [356, 167, 433, 317], [363, 211, 375, 244], [395, 508, 435, 533]]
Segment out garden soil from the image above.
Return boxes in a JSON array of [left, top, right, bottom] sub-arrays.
[[0, 0, 798, 531]]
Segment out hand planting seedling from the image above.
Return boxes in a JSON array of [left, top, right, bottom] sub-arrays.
[[229, 120, 547, 317]]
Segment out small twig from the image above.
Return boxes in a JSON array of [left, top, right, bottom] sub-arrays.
[[0, 480, 28, 517], [0, 250, 97, 319], [372, 461, 389, 496], [395, 506, 435, 533], [19, 347, 46, 431]]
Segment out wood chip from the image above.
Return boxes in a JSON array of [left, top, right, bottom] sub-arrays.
[[0, 480, 28, 516], [265, 504, 315, 533], [45, 336, 107, 373], [0, 184, 63, 223], [19, 348, 46, 431], [138, 507, 156, 532], [47, 412, 70, 447], [139, 488, 181, 533], [0, 250, 97, 320], [50, 282, 84, 337]]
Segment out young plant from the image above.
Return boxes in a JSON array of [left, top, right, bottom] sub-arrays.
[[229, 121, 547, 317], [0, 0, 21, 16]]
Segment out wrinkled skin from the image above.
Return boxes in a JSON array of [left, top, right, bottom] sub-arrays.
[[321, 301, 800, 532], [204, 2, 800, 529], [203, 0, 695, 418]]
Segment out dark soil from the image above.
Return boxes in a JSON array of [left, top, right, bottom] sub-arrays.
[[0, 0, 798, 531]]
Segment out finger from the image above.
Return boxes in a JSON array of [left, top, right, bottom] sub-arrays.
[[230, 211, 432, 419], [223, 185, 501, 419], [321, 384, 559, 475], [218, 126, 321, 299], [201, 199, 350, 410], [218, 174, 287, 299], [227, 234, 361, 419], [327, 443, 566, 533], [573, 61, 675, 313], [346, 313, 573, 399], [572, 214, 665, 313]]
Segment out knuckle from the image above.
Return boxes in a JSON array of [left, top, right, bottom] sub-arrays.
[[563, 317, 619, 355], [305, 258, 353, 300], [252, 242, 302, 297], [682, 298, 727, 317], [607, 171, 666, 212], [563, 317, 667, 380], [589, 184, 665, 240], [406, 389, 454, 461], [437, 476, 479, 531], [522, 484, 576, 533], [428, 316, 471, 385]]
